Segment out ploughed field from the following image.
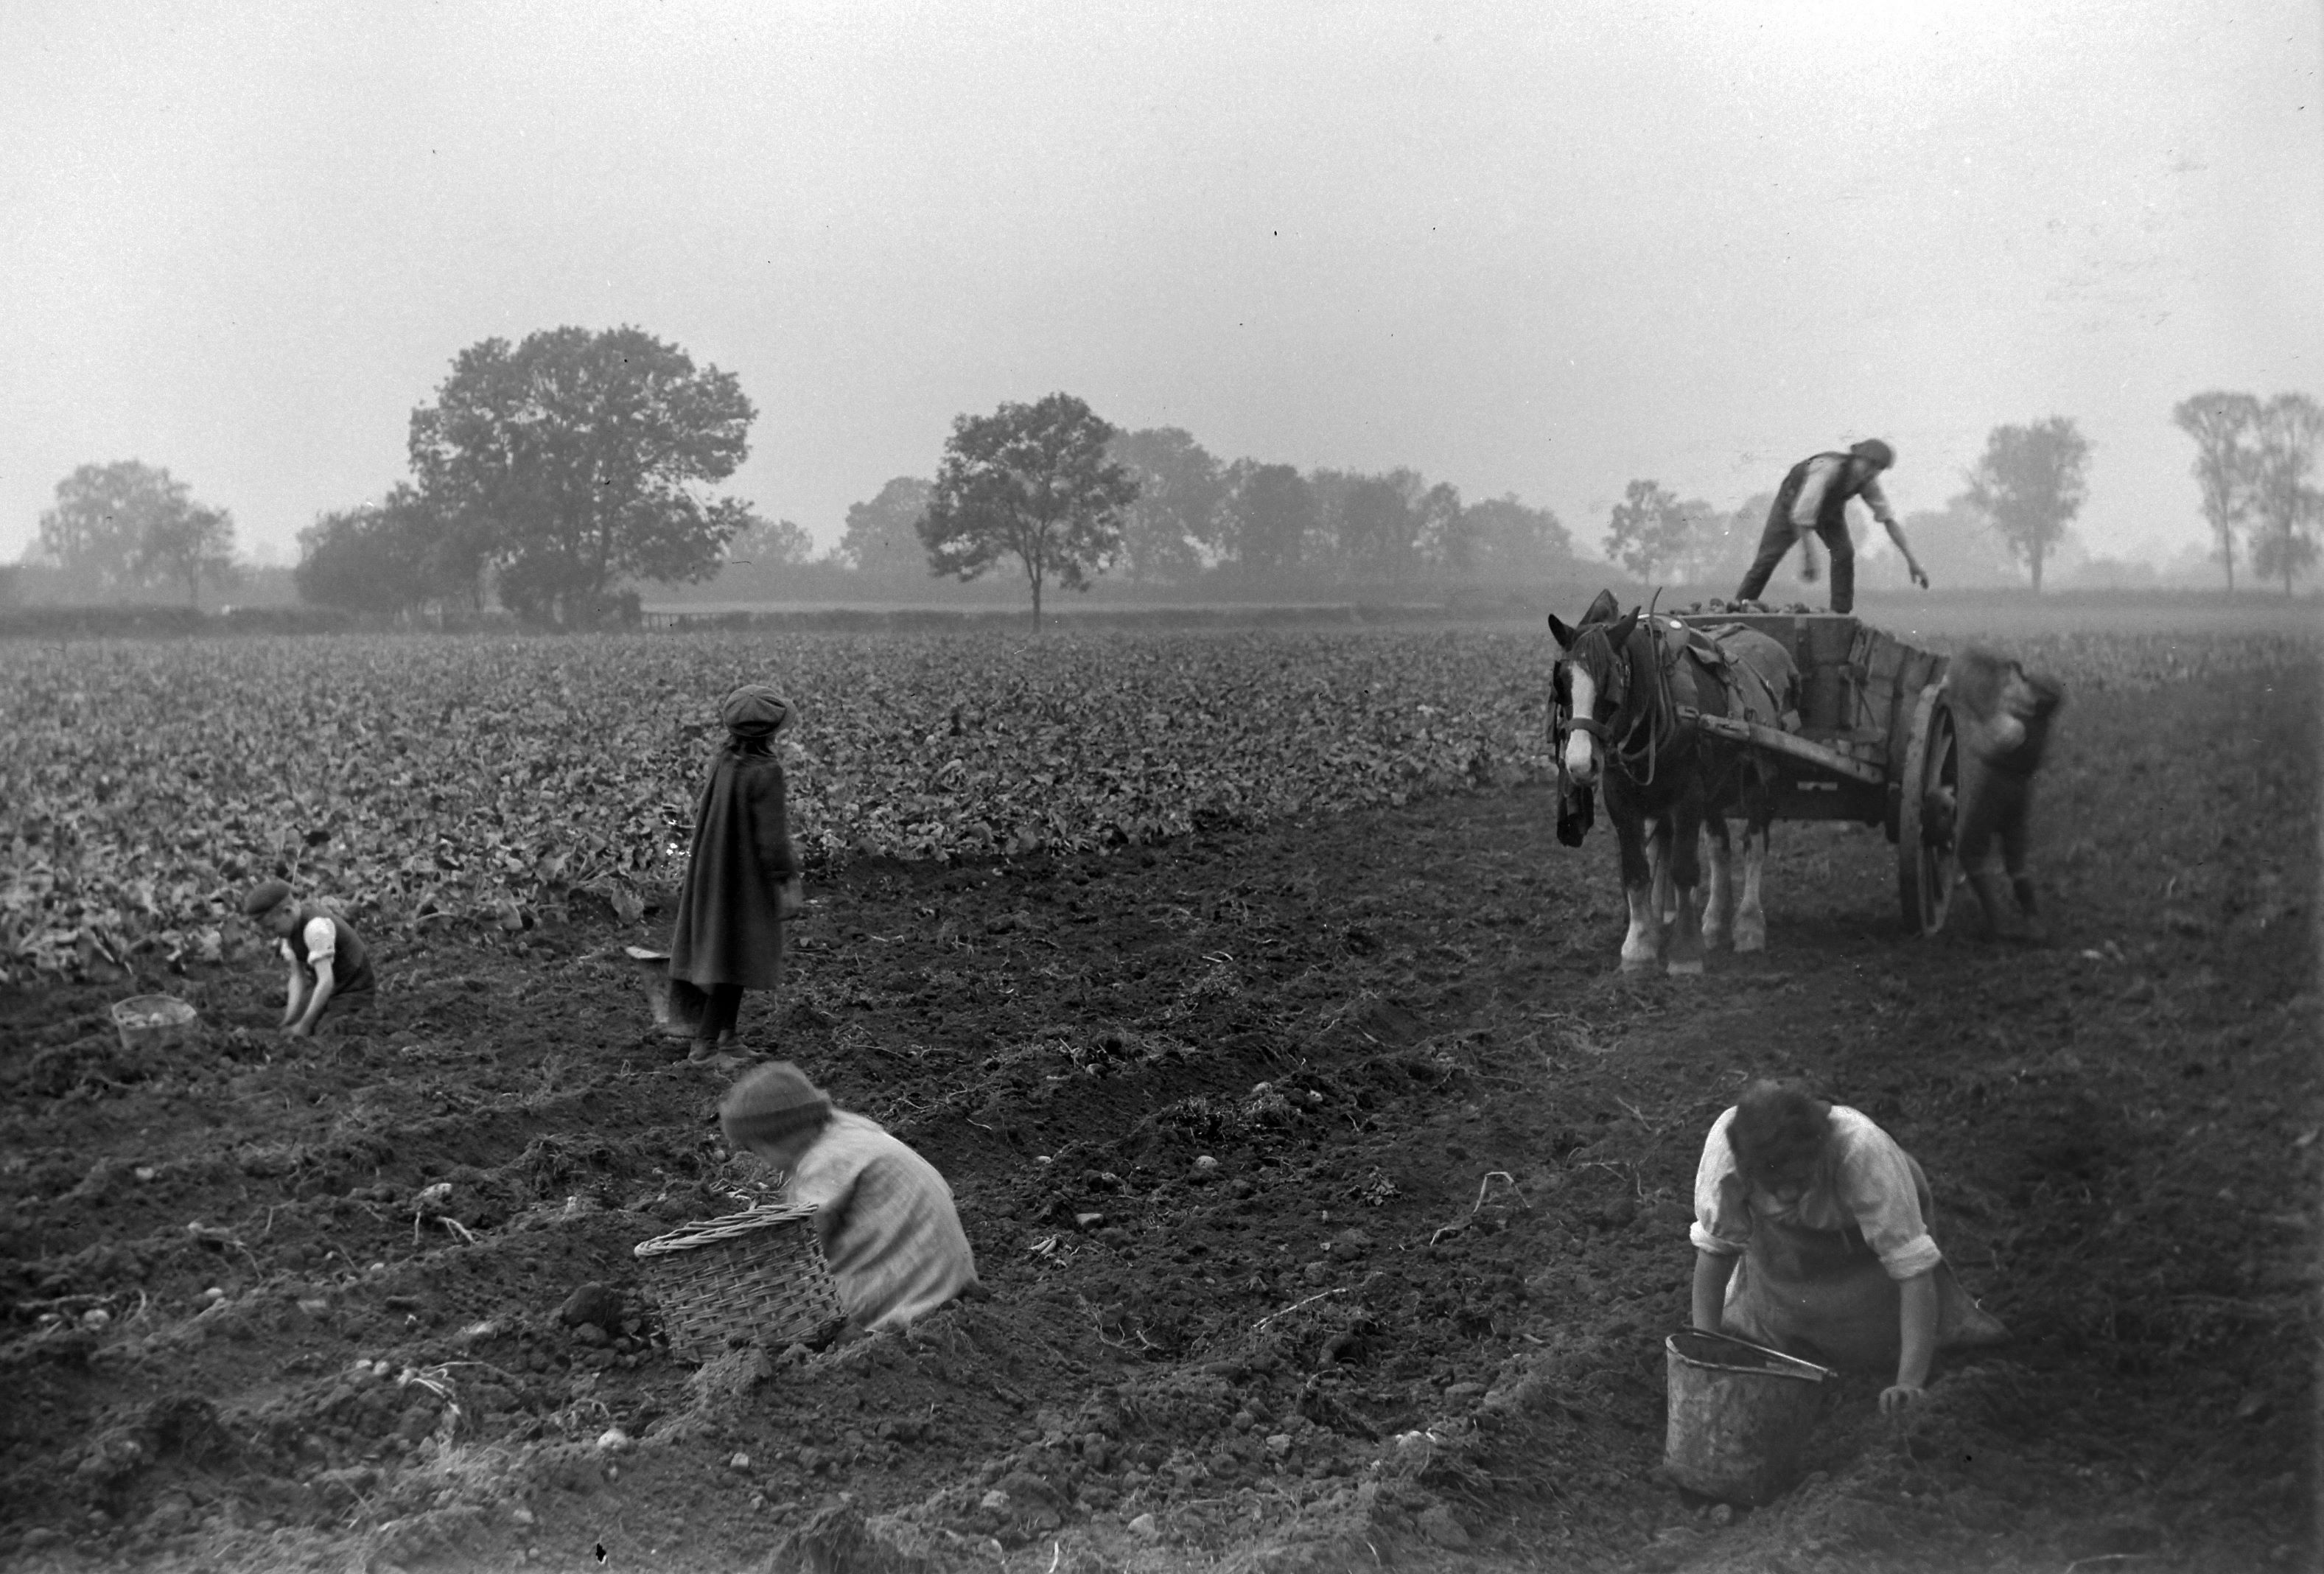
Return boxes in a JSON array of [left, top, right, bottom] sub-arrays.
[[0, 618, 2314, 1573]]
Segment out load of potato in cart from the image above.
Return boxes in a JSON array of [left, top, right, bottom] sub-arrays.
[[1669, 612, 1959, 935]]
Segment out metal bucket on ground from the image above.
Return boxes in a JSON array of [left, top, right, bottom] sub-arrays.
[[1663, 1329, 1836, 1505], [111, 995, 200, 1054], [623, 947, 705, 1039]]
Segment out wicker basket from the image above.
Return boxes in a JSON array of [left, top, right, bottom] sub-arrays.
[[111, 994, 200, 1054], [633, 1203, 846, 1363]]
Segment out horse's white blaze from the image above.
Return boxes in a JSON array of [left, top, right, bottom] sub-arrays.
[[1703, 828, 1733, 948], [1620, 880, 1661, 969], [1735, 825, 1768, 953], [1563, 665, 1599, 784]]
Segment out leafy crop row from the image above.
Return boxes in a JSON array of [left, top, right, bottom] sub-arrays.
[[0, 631, 1555, 982], [3, 626, 2309, 985]]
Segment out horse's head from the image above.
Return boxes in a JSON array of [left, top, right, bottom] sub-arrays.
[[1548, 602, 1641, 788]]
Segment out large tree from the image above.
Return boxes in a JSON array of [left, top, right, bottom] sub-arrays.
[[1309, 468, 1460, 582], [918, 393, 1138, 629], [138, 498, 239, 608], [1218, 461, 1317, 578], [1962, 416, 2091, 593], [295, 485, 455, 618], [407, 325, 756, 627], [1452, 494, 1574, 580], [2247, 392, 2323, 594], [2171, 391, 2261, 592], [36, 461, 236, 602], [836, 477, 935, 576], [1602, 479, 1698, 584], [1106, 427, 1225, 585]]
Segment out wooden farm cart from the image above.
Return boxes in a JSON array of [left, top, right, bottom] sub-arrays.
[[1668, 612, 1958, 936]]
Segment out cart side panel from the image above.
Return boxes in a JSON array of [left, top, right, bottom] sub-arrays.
[[1847, 626, 1950, 775]]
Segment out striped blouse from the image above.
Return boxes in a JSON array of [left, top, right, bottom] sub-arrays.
[[785, 1111, 981, 1332]]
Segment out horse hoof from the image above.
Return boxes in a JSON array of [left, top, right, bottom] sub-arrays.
[[1620, 954, 1660, 973], [1665, 957, 1704, 977], [1733, 931, 1766, 954]]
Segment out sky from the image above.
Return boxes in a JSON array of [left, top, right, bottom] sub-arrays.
[[3, 0, 2320, 569]]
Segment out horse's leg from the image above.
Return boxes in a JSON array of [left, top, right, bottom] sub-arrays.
[[1647, 816, 1674, 925], [1665, 799, 1708, 976], [1615, 801, 1663, 972], [1702, 815, 1734, 951], [1735, 772, 1771, 953]]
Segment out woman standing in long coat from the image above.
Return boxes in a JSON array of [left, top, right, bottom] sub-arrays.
[[669, 684, 802, 1063]]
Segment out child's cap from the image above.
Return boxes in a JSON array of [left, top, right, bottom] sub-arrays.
[[721, 685, 793, 740], [242, 879, 294, 917], [720, 1061, 831, 1150]]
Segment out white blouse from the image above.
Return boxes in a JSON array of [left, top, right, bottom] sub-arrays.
[[1690, 1104, 1943, 1281]]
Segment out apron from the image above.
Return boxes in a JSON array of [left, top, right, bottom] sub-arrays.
[[1721, 1155, 2007, 1373]]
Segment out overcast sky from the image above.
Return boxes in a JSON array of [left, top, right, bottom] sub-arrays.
[[4, 1, 2319, 569]]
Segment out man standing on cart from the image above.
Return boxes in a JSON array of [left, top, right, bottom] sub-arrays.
[[1735, 438, 1930, 615]]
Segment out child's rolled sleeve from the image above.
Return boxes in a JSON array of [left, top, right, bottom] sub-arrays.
[[1690, 1108, 1752, 1258], [1834, 1117, 1943, 1279]]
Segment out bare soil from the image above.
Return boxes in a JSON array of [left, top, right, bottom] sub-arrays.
[[1, 654, 2314, 1573]]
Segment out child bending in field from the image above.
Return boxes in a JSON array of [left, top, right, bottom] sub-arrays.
[[1690, 1080, 2005, 1412], [668, 684, 803, 1064], [721, 1062, 982, 1336], [243, 879, 378, 1036]]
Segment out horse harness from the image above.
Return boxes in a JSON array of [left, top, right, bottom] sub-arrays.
[[1558, 616, 1684, 788]]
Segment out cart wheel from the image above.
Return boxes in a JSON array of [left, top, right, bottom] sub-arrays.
[[1897, 685, 1958, 936]]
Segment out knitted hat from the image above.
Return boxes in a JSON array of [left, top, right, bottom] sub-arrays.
[[720, 1061, 832, 1151], [720, 684, 793, 740], [242, 878, 294, 917], [1849, 438, 1895, 470]]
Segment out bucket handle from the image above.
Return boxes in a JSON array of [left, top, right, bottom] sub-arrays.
[[1667, 1330, 1837, 1383]]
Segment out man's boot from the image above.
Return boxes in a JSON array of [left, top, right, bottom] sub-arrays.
[[1967, 868, 2029, 942], [2011, 874, 2048, 945]]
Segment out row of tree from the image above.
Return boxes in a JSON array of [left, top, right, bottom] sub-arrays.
[[283, 328, 1582, 626], [1598, 417, 2096, 593], [24, 322, 2320, 619], [2172, 392, 2323, 594], [1603, 401, 2321, 597]]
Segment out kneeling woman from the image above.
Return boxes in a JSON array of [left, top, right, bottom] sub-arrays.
[[721, 1063, 983, 1336], [1690, 1080, 2004, 1413]]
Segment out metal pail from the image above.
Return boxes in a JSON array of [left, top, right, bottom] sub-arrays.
[[1663, 1329, 1835, 1505], [623, 947, 707, 1038]]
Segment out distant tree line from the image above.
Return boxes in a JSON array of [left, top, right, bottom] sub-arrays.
[[1601, 420, 2104, 595], [284, 333, 1581, 627], [25, 322, 2314, 623], [1593, 398, 2323, 598]]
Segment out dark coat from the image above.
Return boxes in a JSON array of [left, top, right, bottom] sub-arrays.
[[669, 747, 797, 990]]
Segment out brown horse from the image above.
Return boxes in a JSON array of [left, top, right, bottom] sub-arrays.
[[1550, 592, 1796, 973]]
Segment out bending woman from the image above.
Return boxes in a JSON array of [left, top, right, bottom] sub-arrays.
[[1690, 1080, 2005, 1413]]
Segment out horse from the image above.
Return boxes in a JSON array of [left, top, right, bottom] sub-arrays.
[[1548, 591, 1798, 973]]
